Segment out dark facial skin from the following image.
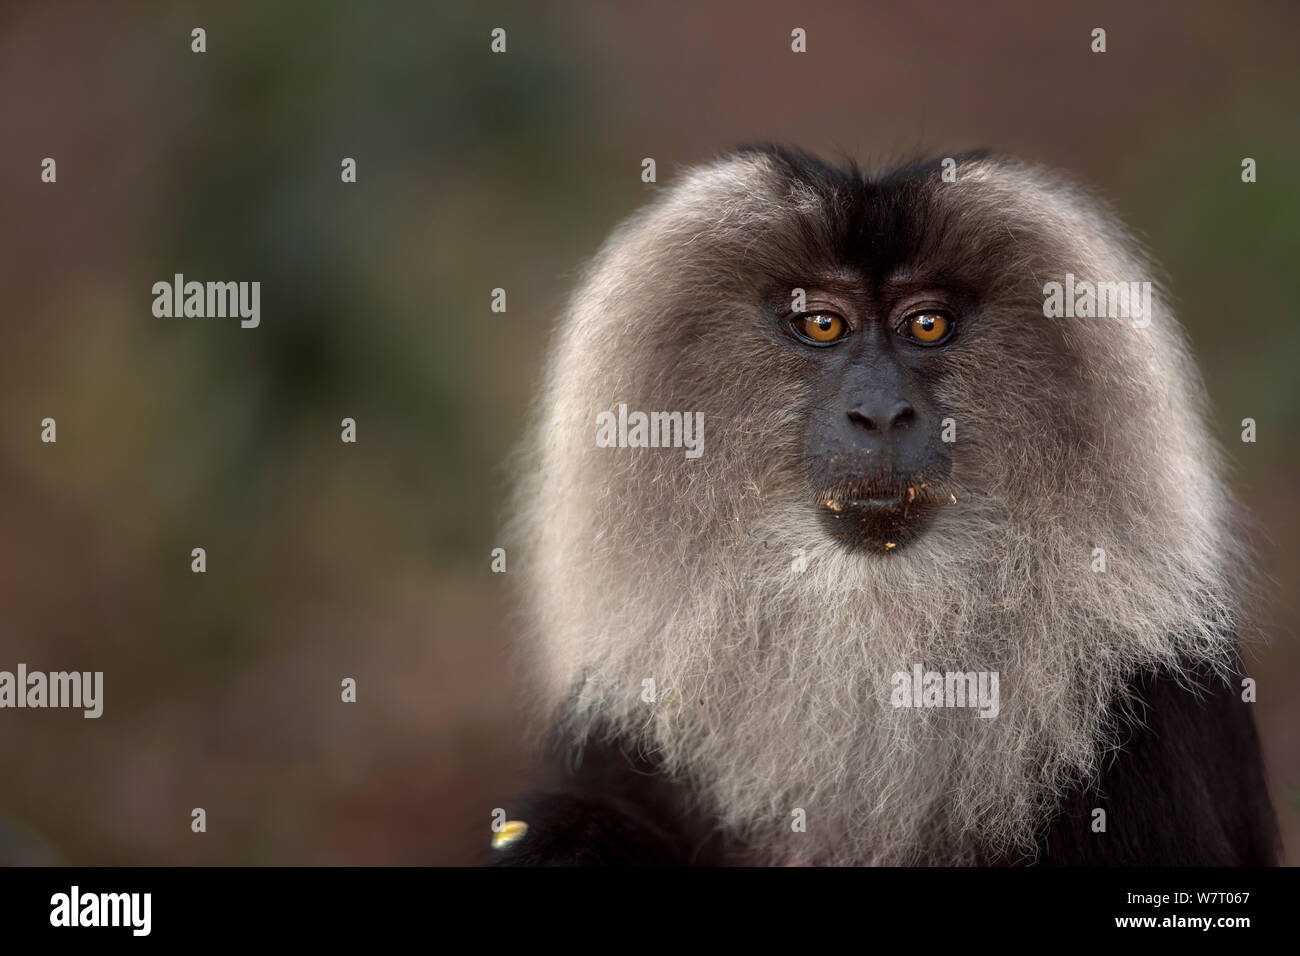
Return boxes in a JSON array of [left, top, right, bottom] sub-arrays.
[[778, 279, 956, 553]]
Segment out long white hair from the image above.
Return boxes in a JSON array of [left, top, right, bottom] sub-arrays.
[[510, 150, 1242, 865]]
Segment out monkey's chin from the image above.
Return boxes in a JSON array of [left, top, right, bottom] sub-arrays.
[[816, 498, 936, 554]]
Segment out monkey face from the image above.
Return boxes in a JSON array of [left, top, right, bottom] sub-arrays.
[[777, 285, 957, 553], [538, 147, 1192, 574]]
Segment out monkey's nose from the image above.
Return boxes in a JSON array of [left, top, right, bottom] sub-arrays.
[[847, 401, 915, 434]]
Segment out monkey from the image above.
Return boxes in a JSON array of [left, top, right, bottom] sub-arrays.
[[492, 146, 1279, 866]]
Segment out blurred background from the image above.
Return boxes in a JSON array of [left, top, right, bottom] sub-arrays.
[[0, 0, 1296, 864]]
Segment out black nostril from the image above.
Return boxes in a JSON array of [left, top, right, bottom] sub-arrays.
[[847, 409, 879, 431], [847, 402, 914, 434]]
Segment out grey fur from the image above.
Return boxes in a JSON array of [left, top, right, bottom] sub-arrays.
[[509, 151, 1243, 865]]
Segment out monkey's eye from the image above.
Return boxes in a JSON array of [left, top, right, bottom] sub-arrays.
[[791, 312, 849, 345], [899, 311, 952, 345]]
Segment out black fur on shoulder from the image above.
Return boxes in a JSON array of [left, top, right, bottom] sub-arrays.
[[493, 657, 1278, 866]]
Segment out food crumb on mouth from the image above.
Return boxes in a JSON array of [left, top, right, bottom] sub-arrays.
[[822, 498, 843, 512], [884, 542, 896, 550]]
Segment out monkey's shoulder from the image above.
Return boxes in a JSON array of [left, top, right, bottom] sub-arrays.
[[490, 736, 730, 866], [1036, 660, 1277, 866]]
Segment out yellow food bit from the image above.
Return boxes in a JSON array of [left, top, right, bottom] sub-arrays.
[[491, 820, 529, 850]]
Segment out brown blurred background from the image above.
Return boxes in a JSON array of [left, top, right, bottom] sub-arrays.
[[0, 0, 1296, 864]]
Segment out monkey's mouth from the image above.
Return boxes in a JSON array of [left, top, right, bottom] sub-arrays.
[[816, 480, 955, 554], [821, 495, 909, 512]]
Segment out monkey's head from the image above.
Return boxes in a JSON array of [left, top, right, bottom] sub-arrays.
[[513, 147, 1241, 863], [523, 147, 1224, 562]]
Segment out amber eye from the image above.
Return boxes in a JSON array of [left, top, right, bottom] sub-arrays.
[[792, 312, 848, 344], [902, 311, 951, 344]]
